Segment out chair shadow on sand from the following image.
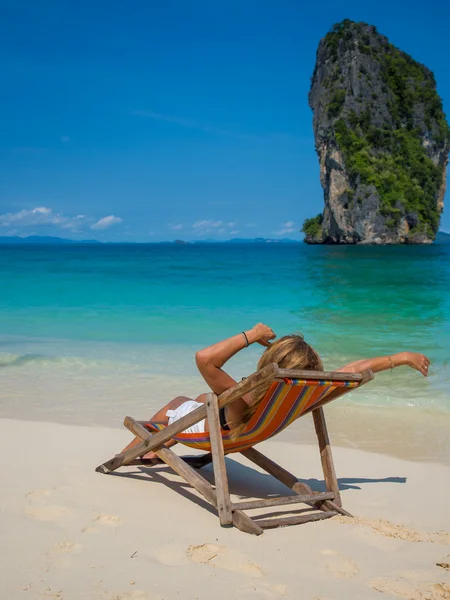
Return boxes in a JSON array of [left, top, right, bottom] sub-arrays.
[[110, 455, 406, 517]]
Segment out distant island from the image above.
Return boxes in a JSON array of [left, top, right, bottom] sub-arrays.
[[0, 235, 101, 245], [191, 238, 301, 244], [1, 233, 449, 245], [304, 19, 449, 245], [0, 235, 301, 245]]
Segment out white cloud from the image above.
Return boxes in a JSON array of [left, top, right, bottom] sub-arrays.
[[168, 223, 183, 231], [33, 207, 51, 215], [59, 215, 86, 230], [90, 215, 123, 230], [192, 220, 223, 230], [0, 206, 87, 232], [0, 206, 127, 236], [190, 219, 242, 237], [274, 221, 297, 235]]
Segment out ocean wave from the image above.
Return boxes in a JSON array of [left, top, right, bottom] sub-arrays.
[[0, 353, 52, 367], [0, 352, 136, 371], [340, 389, 450, 414]]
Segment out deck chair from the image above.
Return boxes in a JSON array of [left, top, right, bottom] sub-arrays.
[[96, 363, 373, 535]]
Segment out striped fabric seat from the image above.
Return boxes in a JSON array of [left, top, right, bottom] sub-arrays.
[[146, 378, 359, 454]]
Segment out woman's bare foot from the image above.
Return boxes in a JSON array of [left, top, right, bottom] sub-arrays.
[[141, 450, 158, 461]]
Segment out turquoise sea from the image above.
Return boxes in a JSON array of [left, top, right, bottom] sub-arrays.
[[1, 243, 449, 457]]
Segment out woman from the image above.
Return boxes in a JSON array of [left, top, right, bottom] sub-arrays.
[[121, 323, 430, 461]]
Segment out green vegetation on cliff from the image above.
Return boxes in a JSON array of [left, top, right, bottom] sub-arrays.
[[304, 19, 449, 241], [301, 214, 323, 239], [334, 119, 443, 231]]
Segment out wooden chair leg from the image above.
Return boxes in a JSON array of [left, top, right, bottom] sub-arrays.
[[123, 418, 219, 508], [205, 393, 233, 526], [312, 407, 342, 507], [95, 438, 150, 473], [232, 510, 264, 535], [241, 446, 350, 517]]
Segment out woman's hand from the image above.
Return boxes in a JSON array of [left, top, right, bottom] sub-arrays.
[[247, 323, 276, 347], [403, 352, 430, 377]]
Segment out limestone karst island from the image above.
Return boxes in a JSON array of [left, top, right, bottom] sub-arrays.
[[303, 19, 450, 244]]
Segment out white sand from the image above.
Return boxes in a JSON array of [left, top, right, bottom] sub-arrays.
[[1, 418, 449, 600]]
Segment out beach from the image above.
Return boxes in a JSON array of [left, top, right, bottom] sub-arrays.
[[1, 243, 450, 598], [3, 0, 450, 594], [1, 418, 449, 600]]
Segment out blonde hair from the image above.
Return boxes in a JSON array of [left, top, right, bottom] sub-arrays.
[[230, 334, 322, 439]]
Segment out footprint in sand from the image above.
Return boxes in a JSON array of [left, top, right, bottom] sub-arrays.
[[335, 516, 450, 544], [94, 584, 149, 600], [25, 489, 52, 502], [370, 576, 419, 598], [44, 541, 84, 570], [26, 505, 71, 522], [431, 583, 450, 599], [51, 541, 82, 554], [94, 514, 123, 526], [322, 549, 359, 579], [187, 543, 264, 578], [369, 577, 450, 599], [81, 514, 123, 534]]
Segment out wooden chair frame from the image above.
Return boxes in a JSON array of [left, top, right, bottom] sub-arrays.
[[96, 363, 373, 534]]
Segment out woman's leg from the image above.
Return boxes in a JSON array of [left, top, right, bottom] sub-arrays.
[[147, 395, 193, 423], [140, 393, 211, 460], [120, 396, 193, 456]]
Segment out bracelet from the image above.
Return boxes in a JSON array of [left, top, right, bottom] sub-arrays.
[[388, 356, 395, 369], [241, 331, 249, 347]]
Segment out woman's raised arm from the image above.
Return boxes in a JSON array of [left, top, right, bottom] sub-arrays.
[[195, 323, 276, 395], [336, 351, 430, 377]]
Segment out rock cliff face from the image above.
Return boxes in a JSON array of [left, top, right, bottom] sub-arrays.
[[304, 20, 449, 244]]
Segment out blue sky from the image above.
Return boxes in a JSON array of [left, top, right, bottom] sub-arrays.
[[1, 0, 449, 241]]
